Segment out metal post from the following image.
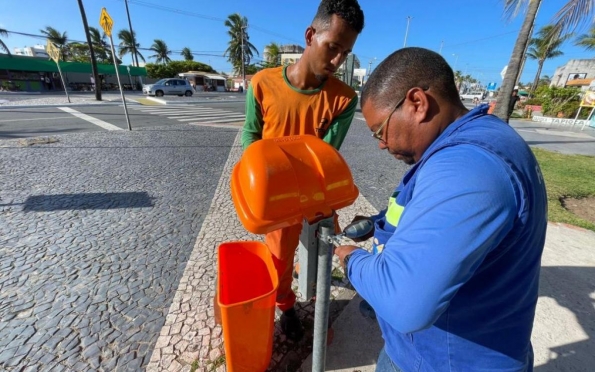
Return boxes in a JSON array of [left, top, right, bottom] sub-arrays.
[[108, 34, 132, 131], [439, 40, 444, 55], [298, 220, 319, 300], [55, 62, 71, 103], [403, 16, 412, 48], [124, 0, 139, 68], [312, 217, 335, 372]]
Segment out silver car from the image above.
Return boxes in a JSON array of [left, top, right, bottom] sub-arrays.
[[143, 78, 194, 97]]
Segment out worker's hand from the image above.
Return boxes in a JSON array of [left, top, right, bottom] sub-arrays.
[[347, 216, 374, 242], [334, 245, 360, 270]]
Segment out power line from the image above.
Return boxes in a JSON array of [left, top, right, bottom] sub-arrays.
[[122, 0, 302, 43]]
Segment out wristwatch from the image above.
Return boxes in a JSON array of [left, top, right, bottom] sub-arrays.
[[343, 252, 355, 281]]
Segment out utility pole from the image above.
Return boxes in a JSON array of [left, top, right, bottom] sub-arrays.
[[124, 0, 143, 90], [77, 0, 101, 101], [403, 16, 412, 48], [241, 25, 246, 93]]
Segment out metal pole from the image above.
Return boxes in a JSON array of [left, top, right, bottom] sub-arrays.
[[439, 40, 444, 55], [403, 16, 412, 48], [312, 218, 335, 372], [124, 0, 139, 69], [241, 26, 246, 93], [55, 62, 71, 103], [108, 34, 132, 131]]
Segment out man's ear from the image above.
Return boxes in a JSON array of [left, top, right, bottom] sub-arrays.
[[305, 26, 315, 46]]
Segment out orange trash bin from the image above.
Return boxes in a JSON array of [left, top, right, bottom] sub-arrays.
[[217, 241, 279, 372]]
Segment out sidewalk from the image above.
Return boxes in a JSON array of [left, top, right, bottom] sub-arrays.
[[300, 120, 595, 371]]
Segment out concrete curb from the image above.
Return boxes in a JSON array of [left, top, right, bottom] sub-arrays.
[[0, 97, 141, 110]]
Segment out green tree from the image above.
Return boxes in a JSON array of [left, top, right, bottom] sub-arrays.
[[575, 26, 595, 51], [181, 47, 194, 61], [495, 0, 594, 120], [527, 25, 570, 92], [149, 39, 171, 64], [40, 26, 69, 60], [145, 60, 216, 79], [262, 41, 281, 68], [118, 29, 145, 66], [224, 13, 259, 75], [88, 27, 110, 63], [0, 28, 11, 55]]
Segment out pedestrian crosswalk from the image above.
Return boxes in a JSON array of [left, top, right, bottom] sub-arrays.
[[129, 105, 246, 125]]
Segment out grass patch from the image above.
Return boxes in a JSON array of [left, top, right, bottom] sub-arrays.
[[532, 148, 595, 231], [190, 360, 199, 372]]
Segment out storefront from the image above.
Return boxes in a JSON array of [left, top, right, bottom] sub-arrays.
[[0, 54, 147, 92]]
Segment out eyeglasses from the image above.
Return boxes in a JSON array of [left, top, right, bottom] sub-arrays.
[[371, 86, 429, 142]]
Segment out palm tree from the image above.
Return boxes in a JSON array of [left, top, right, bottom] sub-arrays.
[[575, 26, 595, 51], [495, 0, 594, 120], [40, 26, 69, 61], [118, 29, 145, 66], [88, 27, 110, 63], [149, 39, 171, 64], [527, 25, 570, 92], [181, 47, 194, 61], [0, 28, 11, 55], [264, 41, 281, 67], [224, 13, 259, 75]]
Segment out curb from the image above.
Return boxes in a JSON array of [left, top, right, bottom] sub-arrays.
[[0, 97, 141, 110]]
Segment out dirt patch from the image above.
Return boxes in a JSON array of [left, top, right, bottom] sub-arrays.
[[563, 197, 595, 224]]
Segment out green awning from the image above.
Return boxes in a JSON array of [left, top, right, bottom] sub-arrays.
[[0, 54, 147, 76]]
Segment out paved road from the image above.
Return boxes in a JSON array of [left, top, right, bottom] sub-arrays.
[[0, 102, 246, 139]]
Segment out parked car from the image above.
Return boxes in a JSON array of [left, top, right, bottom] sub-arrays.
[[143, 78, 193, 97], [460, 91, 486, 101]]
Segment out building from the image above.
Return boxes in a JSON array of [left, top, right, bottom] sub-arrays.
[[551, 59, 595, 90], [13, 45, 49, 59]]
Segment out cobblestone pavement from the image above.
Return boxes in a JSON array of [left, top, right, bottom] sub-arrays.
[[146, 132, 378, 372], [0, 125, 238, 371]]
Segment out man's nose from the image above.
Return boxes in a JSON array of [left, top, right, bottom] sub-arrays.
[[378, 141, 387, 150]]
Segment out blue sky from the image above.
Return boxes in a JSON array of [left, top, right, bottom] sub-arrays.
[[1, 0, 593, 87]]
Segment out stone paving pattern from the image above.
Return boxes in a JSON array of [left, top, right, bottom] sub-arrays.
[[0, 125, 238, 371], [146, 132, 378, 372]]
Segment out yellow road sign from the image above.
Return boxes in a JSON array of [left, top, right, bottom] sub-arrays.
[[99, 7, 114, 36], [46, 39, 61, 62]]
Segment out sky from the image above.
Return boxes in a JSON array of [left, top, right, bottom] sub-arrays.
[[1, 0, 593, 87]]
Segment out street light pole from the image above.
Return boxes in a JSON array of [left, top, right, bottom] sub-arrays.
[[403, 16, 413, 48], [439, 40, 444, 55], [452, 53, 459, 71]]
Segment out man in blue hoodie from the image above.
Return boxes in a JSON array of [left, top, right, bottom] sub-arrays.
[[335, 47, 548, 372]]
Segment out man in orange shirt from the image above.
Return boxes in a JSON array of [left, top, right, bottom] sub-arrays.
[[241, 0, 364, 341]]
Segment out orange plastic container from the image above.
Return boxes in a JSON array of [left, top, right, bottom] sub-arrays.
[[217, 241, 279, 372], [231, 135, 359, 234]]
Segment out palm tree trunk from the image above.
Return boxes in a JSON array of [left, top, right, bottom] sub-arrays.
[[531, 59, 545, 93], [494, 0, 541, 120], [77, 0, 102, 101]]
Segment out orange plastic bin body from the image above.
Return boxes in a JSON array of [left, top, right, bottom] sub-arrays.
[[217, 241, 279, 372], [231, 135, 359, 234]]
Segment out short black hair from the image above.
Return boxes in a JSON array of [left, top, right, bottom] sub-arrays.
[[362, 47, 460, 109], [312, 0, 365, 34]]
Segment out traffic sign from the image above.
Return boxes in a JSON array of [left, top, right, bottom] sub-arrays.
[[487, 82, 497, 91], [46, 39, 61, 63], [99, 7, 114, 36]]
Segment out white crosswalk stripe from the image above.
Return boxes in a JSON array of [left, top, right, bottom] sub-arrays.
[[129, 105, 245, 124]]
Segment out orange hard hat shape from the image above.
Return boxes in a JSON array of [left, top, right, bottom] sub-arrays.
[[231, 135, 359, 234]]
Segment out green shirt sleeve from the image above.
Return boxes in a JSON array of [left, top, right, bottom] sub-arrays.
[[323, 95, 358, 150], [241, 85, 263, 150]]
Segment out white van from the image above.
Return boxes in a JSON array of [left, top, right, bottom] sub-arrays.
[[460, 91, 485, 101]]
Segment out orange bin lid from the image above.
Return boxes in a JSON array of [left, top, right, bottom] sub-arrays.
[[231, 135, 359, 234]]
